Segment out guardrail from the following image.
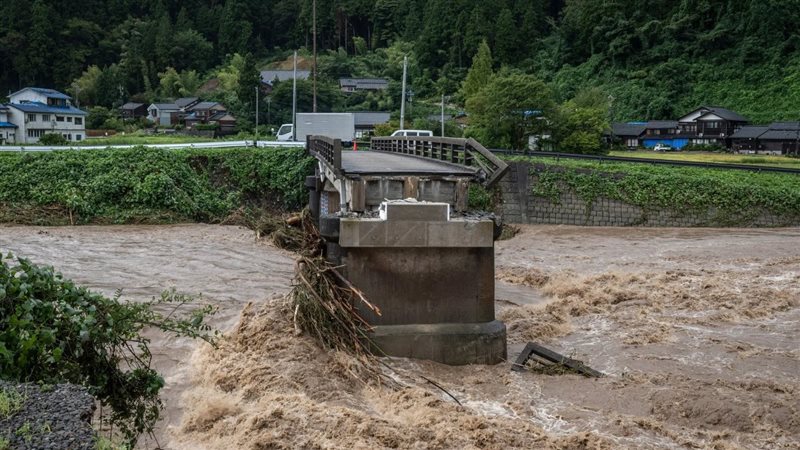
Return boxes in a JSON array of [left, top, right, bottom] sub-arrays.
[[370, 136, 509, 187], [307, 135, 343, 175], [489, 149, 800, 175], [0, 140, 305, 152]]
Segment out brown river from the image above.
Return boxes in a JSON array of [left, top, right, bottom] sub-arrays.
[[1, 224, 798, 449]]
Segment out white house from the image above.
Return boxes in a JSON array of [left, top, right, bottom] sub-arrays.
[[147, 103, 181, 126], [0, 104, 18, 144], [5, 87, 87, 144]]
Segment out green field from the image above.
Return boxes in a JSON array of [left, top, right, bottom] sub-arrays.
[[609, 151, 800, 169], [80, 132, 218, 146]]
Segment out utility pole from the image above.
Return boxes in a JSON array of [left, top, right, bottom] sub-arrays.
[[441, 94, 445, 137], [312, 0, 317, 113], [254, 86, 259, 147], [292, 51, 298, 141], [400, 56, 407, 129], [267, 96, 271, 128]]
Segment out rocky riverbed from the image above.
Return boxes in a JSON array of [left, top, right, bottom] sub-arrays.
[[0, 380, 95, 450]]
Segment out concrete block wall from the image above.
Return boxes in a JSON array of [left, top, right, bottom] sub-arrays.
[[498, 161, 798, 227]]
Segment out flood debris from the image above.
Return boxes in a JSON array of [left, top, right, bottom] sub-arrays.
[[512, 342, 604, 378]]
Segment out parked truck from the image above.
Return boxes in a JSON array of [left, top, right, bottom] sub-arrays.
[[276, 112, 355, 144]]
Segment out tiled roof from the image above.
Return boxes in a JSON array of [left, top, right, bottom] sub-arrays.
[[0, 121, 17, 128], [353, 111, 390, 126], [190, 102, 224, 111], [760, 129, 800, 140], [697, 107, 749, 122], [175, 97, 199, 108], [730, 126, 769, 139], [645, 120, 678, 129], [9, 87, 71, 100], [151, 103, 180, 110], [8, 102, 87, 115], [612, 122, 646, 137], [121, 102, 144, 109]]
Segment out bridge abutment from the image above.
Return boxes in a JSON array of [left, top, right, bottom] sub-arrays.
[[307, 136, 509, 365]]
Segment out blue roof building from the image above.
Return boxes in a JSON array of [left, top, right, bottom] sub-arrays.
[[5, 87, 87, 144]]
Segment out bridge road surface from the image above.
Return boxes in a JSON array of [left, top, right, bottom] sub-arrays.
[[340, 150, 477, 176]]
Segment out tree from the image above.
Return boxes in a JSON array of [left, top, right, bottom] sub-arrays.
[[493, 8, 517, 64], [466, 71, 555, 149], [553, 88, 611, 155], [158, 67, 202, 99], [460, 40, 493, 101]]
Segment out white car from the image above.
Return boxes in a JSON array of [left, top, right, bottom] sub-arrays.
[[653, 143, 672, 152], [391, 129, 433, 137]]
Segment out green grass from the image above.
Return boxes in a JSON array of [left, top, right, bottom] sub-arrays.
[[0, 436, 9, 450], [610, 151, 800, 168], [0, 387, 26, 418], [80, 132, 215, 146]]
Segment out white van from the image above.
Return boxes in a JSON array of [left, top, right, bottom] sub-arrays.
[[276, 123, 294, 141], [391, 129, 433, 137]]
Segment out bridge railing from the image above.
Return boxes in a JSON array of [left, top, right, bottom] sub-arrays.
[[307, 135, 342, 175], [370, 136, 509, 188]]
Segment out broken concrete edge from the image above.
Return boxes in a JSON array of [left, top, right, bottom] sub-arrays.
[[368, 320, 507, 366]]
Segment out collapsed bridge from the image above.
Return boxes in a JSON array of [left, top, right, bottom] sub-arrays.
[[306, 135, 509, 365]]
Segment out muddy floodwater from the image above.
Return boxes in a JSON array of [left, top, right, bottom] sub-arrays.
[[1, 224, 798, 449]]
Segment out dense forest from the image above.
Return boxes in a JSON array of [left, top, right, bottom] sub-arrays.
[[3, 0, 800, 145]]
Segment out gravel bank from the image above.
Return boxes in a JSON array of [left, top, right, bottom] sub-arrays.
[[0, 380, 95, 450]]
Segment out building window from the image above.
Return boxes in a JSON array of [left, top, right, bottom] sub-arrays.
[[27, 129, 46, 138], [67, 116, 73, 123], [76, 134, 82, 141], [42, 114, 50, 122], [27, 114, 36, 122], [75, 117, 83, 125], [56, 116, 64, 122]]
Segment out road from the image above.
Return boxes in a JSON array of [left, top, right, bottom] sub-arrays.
[[0, 140, 305, 152]]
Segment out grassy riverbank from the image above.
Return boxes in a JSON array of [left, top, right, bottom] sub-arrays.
[[608, 151, 800, 169], [0, 146, 313, 225], [507, 156, 800, 224]]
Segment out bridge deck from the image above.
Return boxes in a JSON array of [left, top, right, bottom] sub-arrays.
[[341, 150, 476, 176]]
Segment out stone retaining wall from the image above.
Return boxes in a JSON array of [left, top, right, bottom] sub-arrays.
[[498, 161, 796, 227]]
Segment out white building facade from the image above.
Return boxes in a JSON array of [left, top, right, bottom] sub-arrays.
[[5, 87, 87, 144], [0, 104, 17, 144]]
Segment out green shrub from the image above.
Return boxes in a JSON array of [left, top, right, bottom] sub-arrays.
[[38, 133, 69, 146], [0, 254, 217, 445], [0, 146, 315, 225], [511, 156, 800, 224]]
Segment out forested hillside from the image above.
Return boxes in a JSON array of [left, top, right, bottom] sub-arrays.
[[2, 0, 800, 125]]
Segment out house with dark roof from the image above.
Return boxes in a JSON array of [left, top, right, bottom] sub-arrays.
[[147, 103, 181, 126], [120, 102, 147, 120], [610, 122, 646, 149], [729, 126, 769, 152], [184, 102, 236, 135], [641, 120, 689, 149], [677, 106, 749, 146], [5, 87, 87, 144], [339, 78, 389, 93], [353, 111, 390, 138], [728, 122, 800, 155], [175, 97, 200, 111]]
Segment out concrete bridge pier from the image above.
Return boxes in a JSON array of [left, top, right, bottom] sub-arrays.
[[307, 135, 509, 365]]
